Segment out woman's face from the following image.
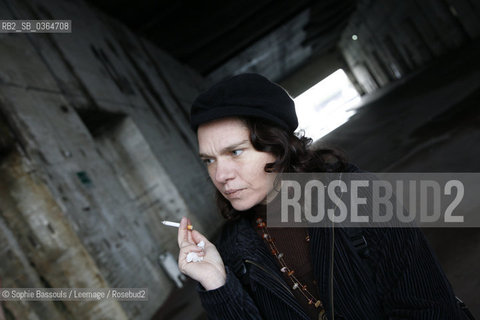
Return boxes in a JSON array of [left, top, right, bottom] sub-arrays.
[[197, 117, 277, 211]]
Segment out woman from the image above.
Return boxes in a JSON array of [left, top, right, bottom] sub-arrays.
[[177, 73, 465, 319]]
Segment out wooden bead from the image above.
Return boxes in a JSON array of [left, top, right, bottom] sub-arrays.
[[315, 300, 322, 308], [287, 270, 295, 276]]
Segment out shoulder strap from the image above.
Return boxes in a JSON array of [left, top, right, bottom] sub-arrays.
[[343, 227, 370, 257], [456, 296, 476, 320], [343, 227, 375, 280]]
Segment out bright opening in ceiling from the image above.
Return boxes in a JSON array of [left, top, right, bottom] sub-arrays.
[[294, 69, 362, 141]]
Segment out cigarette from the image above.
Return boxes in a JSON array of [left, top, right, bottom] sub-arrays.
[[162, 220, 193, 230]]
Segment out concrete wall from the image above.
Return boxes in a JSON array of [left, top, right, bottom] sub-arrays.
[[339, 0, 480, 93], [0, 0, 219, 319]]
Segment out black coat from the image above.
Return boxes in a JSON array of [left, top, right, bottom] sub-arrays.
[[197, 163, 465, 319], [197, 215, 465, 320]]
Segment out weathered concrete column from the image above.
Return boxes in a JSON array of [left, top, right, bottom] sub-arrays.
[[0, 151, 128, 320]]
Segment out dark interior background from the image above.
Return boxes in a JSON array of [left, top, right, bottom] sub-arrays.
[[0, 0, 479, 319]]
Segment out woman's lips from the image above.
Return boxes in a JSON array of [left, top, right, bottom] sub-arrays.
[[225, 188, 244, 198]]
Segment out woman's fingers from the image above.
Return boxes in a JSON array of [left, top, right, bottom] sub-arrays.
[[187, 218, 193, 243], [177, 217, 190, 247], [191, 229, 210, 246], [176, 232, 226, 289], [180, 242, 203, 252], [177, 216, 197, 247]]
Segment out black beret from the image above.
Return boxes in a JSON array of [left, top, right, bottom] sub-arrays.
[[190, 73, 298, 132]]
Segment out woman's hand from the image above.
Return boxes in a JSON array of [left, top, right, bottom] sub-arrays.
[[177, 217, 226, 290]]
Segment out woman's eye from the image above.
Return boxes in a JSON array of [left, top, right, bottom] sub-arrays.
[[232, 150, 243, 156], [202, 158, 214, 165]]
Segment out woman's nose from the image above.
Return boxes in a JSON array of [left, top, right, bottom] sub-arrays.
[[214, 159, 235, 183]]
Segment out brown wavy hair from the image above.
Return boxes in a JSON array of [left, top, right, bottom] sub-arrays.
[[214, 117, 347, 220]]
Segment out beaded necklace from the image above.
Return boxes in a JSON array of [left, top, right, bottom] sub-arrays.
[[256, 217, 327, 320]]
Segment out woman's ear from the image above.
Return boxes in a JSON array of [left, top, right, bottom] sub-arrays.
[[264, 162, 276, 173]]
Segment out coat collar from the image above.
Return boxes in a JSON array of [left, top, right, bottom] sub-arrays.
[[219, 215, 311, 320]]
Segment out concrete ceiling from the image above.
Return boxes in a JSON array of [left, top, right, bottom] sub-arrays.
[[89, 0, 357, 81]]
